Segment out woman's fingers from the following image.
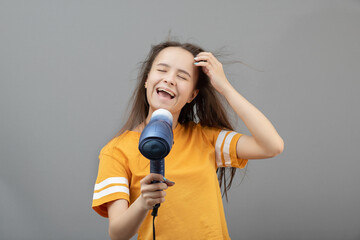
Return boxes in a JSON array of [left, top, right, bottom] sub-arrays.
[[194, 52, 230, 94], [140, 173, 175, 187], [194, 52, 219, 74], [139, 174, 175, 209], [194, 52, 219, 66], [140, 173, 165, 185], [163, 177, 175, 186], [141, 182, 168, 193], [142, 189, 166, 199]]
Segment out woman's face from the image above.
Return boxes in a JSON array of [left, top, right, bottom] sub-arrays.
[[145, 47, 199, 119]]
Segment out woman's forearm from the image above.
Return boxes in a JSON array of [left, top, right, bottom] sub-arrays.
[[109, 174, 172, 240], [223, 84, 284, 154], [193, 52, 283, 154], [109, 197, 148, 240]]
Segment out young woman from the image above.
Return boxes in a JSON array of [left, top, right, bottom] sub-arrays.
[[92, 41, 284, 240]]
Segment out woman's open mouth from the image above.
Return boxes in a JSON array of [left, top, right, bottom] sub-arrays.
[[156, 88, 175, 99]]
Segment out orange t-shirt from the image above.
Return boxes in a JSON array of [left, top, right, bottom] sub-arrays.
[[92, 122, 248, 239]]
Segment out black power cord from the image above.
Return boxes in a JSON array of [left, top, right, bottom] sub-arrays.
[[151, 204, 160, 240]]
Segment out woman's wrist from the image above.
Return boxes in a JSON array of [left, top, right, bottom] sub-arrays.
[[220, 82, 237, 99], [134, 195, 151, 212]]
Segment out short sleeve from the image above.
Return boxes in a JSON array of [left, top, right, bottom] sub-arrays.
[[92, 138, 131, 218], [214, 130, 248, 169], [200, 125, 248, 169]]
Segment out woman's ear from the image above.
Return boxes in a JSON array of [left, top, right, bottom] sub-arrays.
[[187, 89, 199, 103], [144, 81, 148, 88]]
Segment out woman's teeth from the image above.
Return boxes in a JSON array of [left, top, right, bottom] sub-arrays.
[[157, 88, 175, 99]]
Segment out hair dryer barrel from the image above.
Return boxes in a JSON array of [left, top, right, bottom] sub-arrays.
[[138, 109, 174, 161]]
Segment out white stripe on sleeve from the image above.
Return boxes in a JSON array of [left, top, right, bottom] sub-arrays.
[[215, 130, 229, 167], [223, 132, 237, 167], [94, 177, 128, 191], [93, 185, 129, 200]]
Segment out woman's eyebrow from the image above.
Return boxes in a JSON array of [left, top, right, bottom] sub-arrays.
[[157, 63, 191, 78]]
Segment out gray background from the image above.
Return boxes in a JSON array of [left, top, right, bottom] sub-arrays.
[[1, 1, 359, 239]]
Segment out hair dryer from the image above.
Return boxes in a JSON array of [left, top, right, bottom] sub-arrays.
[[138, 109, 174, 215]]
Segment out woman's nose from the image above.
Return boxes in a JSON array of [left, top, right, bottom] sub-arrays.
[[163, 74, 176, 86]]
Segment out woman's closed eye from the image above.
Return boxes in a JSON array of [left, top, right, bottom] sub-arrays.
[[177, 75, 187, 80], [157, 69, 167, 72]]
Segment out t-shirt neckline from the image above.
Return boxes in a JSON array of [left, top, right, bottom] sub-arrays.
[[126, 122, 183, 137]]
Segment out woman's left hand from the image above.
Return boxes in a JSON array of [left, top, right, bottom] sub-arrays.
[[194, 52, 232, 94]]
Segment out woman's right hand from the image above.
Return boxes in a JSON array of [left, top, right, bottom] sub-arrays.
[[139, 173, 175, 210]]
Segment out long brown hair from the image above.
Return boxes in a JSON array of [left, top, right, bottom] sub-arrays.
[[116, 41, 245, 200]]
